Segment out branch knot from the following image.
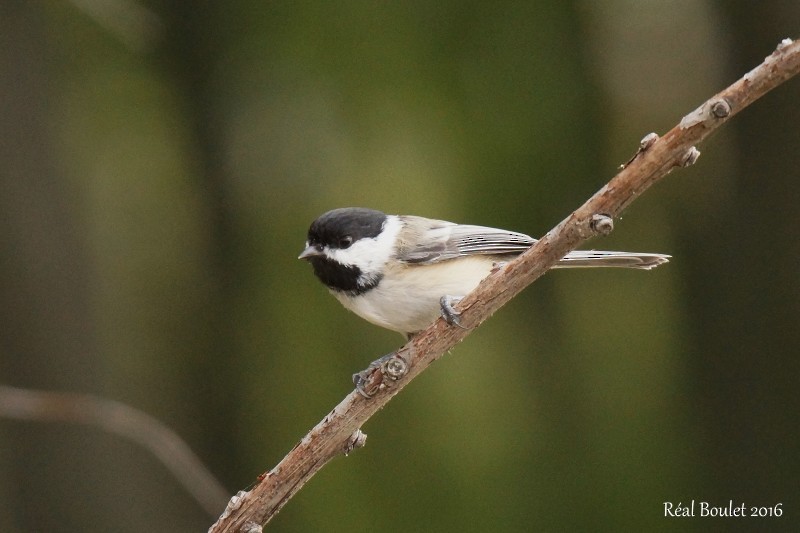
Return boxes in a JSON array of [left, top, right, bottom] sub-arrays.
[[344, 429, 367, 456], [679, 146, 701, 167], [589, 214, 614, 236], [710, 99, 731, 118], [384, 355, 408, 381]]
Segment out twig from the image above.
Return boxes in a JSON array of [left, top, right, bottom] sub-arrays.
[[0, 384, 228, 516], [209, 38, 800, 533]]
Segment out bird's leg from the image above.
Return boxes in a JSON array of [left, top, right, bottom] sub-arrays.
[[440, 295, 467, 329], [444, 263, 505, 328]]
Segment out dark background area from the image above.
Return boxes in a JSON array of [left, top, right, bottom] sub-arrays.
[[1, 1, 798, 531]]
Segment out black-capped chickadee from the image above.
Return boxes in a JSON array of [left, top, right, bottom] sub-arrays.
[[299, 207, 669, 338]]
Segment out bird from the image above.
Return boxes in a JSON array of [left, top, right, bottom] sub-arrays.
[[299, 207, 669, 339]]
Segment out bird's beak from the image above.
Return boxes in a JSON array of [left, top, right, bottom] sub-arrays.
[[298, 245, 322, 260]]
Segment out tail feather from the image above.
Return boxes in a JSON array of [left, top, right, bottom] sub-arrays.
[[556, 250, 670, 270]]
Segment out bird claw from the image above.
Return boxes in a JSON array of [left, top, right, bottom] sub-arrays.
[[352, 353, 393, 398], [440, 295, 467, 329], [353, 353, 410, 398]]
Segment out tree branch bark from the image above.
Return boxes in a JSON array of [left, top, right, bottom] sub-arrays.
[[209, 38, 800, 533]]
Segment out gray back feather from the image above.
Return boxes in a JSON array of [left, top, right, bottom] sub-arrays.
[[396, 216, 534, 264]]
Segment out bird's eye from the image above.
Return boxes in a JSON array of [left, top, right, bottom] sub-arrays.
[[339, 236, 353, 249]]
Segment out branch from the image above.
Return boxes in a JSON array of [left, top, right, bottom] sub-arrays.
[[210, 38, 800, 533], [0, 384, 228, 516]]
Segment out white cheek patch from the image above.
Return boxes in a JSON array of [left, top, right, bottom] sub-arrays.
[[325, 215, 402, 275]]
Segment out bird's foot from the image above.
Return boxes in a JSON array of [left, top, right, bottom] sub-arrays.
[[353, 353, 408, 398], [440, 295, 467, 329]]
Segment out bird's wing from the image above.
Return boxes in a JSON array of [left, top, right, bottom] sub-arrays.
[[396, 216, 534, 264]]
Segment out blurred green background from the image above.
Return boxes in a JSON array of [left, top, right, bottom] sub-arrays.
[[1, 1, 798, 531]]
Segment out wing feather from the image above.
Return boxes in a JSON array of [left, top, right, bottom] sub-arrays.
[[393, 215, 669, 270], [396, 217, 534, 264]]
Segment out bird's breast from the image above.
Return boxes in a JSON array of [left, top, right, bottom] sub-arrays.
[[333, 256, 496, 334]]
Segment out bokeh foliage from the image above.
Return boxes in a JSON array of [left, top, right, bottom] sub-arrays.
[[1, 1, 798, 531]]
